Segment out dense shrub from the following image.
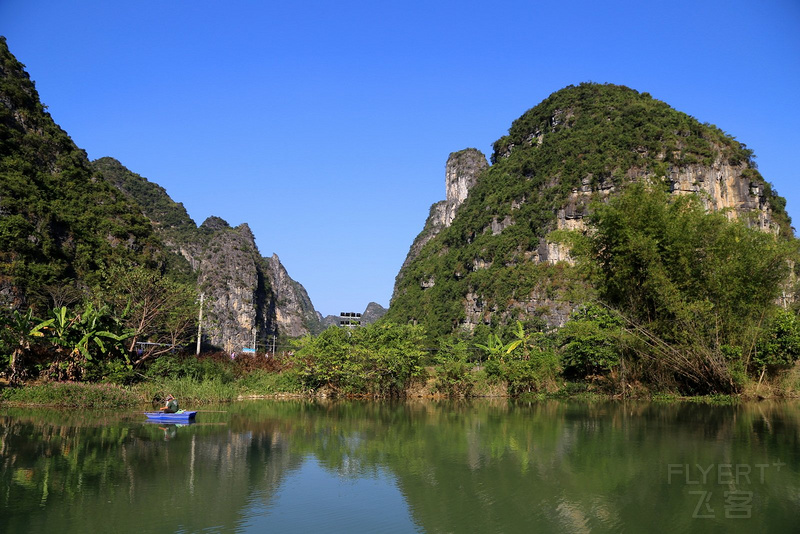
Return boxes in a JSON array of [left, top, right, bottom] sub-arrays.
[[292, 323, 427, 397], [144, 352, 235, 384], [754, 309, 800, 373], [238, 368, 303, 395], [569, 182, 796, 393], [433, 339, 474, 396], [558, 303, 623, 379], [500, 350, 561, 395]]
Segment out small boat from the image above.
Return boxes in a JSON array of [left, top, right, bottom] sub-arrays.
[[144, 410, 197, 422]]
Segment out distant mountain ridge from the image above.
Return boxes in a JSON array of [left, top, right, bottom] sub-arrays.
[[318, 302, 388, 330]]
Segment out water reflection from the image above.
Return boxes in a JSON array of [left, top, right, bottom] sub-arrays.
[[1, 400, 798, 533]]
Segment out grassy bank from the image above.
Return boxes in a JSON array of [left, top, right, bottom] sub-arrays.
[[2, 348, 798, 409], [2, 370, 797, 409], [0, 367, 307, 409]]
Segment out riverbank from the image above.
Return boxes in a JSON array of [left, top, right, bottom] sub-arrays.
[[2, 371, 798, 409]]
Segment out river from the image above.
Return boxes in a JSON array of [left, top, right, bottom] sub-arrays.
[[1, 399, 798, 533]]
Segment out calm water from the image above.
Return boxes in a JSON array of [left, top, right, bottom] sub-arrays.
[[1, 399, 798, 533]]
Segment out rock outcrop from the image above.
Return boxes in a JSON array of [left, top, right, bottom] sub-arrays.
[[393, 149, 488, 297], [264, 253, 319, 338], [92, 159, 321, 349], [194, 219, 270, 352]]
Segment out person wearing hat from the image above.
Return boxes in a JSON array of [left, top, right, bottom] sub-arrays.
[[160, 394, 179, 413]]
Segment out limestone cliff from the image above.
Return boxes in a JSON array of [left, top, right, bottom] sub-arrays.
[[193, 218, 269, 351], [264, 253, 320, 338], [393, 149, 488, 297], [92, 159, 321, 349]]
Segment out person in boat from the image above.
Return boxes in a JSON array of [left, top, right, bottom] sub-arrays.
[[160, 394, 179, 413]]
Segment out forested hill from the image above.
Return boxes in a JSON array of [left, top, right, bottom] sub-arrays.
[[0, 36, 161, 307], [0, 37, 320, 346], [91, 157, 198, 283], [388, 83, 794, 338]]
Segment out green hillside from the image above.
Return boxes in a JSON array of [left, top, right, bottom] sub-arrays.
[[0, 37, 161, 308], [91, 157, 197, 283], [388, 83, 793, 338]]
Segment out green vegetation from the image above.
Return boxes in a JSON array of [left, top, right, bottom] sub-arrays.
[[1, 381, 137, 408], [0, 38, 163, 308], [91, 157, 198, 284], [565, 182, 798, 394], [557, 303, 623, 380], [2, 41, 799, 405], [0, 268, 198, 385], [291, 323, 427, 396], [1, 351, 302, 407]]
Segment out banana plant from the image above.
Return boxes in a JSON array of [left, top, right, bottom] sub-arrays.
[[475, 333, 507, 361], [504, 321, 548, 360], [45, 304, 131, 380], [504, 321, 529, 356], [4, 309, 52, 384], [51, 304, 130, 359]]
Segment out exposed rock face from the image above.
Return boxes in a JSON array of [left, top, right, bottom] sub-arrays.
[[92, 159, 321, 349], [187, 222, 322, 350], [543, 160, 781, 264], [668, 163, 777, 230], [362, 301, 389, 324], [444, 149, 489, 226], [265, 253, 319, 338], [194, 219, 269, 352], [392, 149, 488, 298]]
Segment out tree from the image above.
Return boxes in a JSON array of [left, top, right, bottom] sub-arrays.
[[95, 266, 197, 365], [475, 333, 507, 362], [1, 309, 50, 384], [292, 323, 427, 396], [558, 303, 623, 379], [753, 308, 800, 373], [42, 304, 129, 381], [570, 182, 796, 393]]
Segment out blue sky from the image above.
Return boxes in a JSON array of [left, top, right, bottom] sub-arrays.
[[2, 0, 799, 317]]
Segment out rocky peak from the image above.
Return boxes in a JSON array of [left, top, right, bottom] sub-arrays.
[[265, 254, 320, 338], [443, 148, 489, 226], [392, 149, 489, 299], [195, 219, 266, 352], [362, 301, 388, 323], [90, 158, 322, 348], [200, 216, 231, 231], [318, 302, 388, 330]]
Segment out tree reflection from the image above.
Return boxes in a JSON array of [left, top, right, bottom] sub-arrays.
[[1, 400, 798, 533]]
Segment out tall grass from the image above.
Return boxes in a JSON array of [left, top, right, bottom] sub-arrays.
[[136, 376, 240, 404], [0, 382, 142, 408]]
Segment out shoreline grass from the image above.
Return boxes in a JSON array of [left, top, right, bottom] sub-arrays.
[[2, 374, 797, 409]]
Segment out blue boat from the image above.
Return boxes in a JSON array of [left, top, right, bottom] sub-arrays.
[[144, 410, 197, 422]]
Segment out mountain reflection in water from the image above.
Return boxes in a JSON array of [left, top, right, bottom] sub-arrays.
[[1, 399, 798, 533]]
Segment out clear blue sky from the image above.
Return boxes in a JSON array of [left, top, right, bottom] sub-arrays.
[[2, 1, 799, 317]]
